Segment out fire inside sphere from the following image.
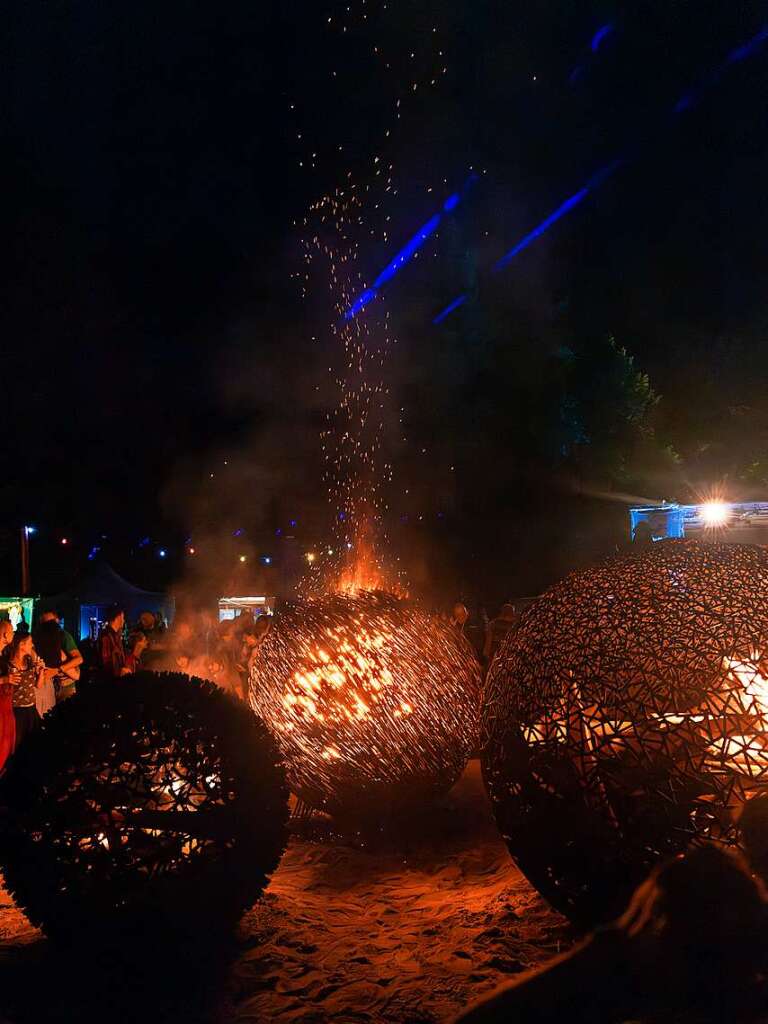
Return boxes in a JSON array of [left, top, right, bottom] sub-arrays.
[[249, 591, 482, 819], [0, 672, 289, 942], [483, 540, 768, 927]]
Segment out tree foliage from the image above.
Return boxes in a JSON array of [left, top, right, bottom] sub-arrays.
[[560, 334, 678, 488]]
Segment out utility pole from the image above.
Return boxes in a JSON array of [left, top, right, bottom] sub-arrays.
[[20, 526, 32, 596]]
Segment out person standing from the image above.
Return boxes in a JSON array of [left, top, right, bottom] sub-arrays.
[[484, 603, 520, 667], [0, 621, 15, 770], [0, 620, 12, 658], [97, 606, 129, 678], [449, 602, 470, 635], [135, 611, 156, 638], [0, 632, 44, 748], [33, 610, 83, 702], [125, 631, 149, 673], [633, 520, 654, 547], [168, 617, 202, 665], [236, 617, 271, 700], [213, 620, 241, 696]]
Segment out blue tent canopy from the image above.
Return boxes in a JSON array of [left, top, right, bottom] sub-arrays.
[[40, 561, 175, 641]]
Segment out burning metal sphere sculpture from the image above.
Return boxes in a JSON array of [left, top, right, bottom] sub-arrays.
[[483, 540, 768, 927], [0, 672, 288, 941], [249, 591, 482, 820]]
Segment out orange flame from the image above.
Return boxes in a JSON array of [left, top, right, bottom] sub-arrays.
[[334, 523, 407, 597]]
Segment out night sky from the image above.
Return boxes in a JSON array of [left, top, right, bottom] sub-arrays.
[[5, 0, 768, 599]]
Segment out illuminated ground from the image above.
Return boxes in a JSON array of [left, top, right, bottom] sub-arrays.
[[232, 762, 568, 1022], [0, 762, 569, 1024]]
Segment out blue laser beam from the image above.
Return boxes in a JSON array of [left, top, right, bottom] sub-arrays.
[[489, 162, 623, 276], [346, 289, 377, 319], [570, 24, 616, 86], [587, 157, 625, 188], [727, 24, 768, 65], [434, 23, 768, 327], [344, 213, 441, 319], [673, 93, 694, 114], [432, 294, 467, 324], [372, 213, 441, 289], [591, 23, 614, 52], [494, 187, 591, 271], [344, 179, 476, 319], [670, 24, 768, 116]]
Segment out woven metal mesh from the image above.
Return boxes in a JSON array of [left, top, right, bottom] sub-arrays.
[[250, 591, 482, 820], [0, 672, 289, 941], [482, 540, 768, 925]]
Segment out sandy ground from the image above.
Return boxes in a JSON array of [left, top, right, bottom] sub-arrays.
[[0, 762, 571, 1024]]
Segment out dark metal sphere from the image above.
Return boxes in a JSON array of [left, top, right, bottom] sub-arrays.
[[483, 540, 768, 926], [249, 591, 482, 819], [0, 672, 289, 942]]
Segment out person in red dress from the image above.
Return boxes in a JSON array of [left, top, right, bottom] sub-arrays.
[[0, 620, 14, 771]]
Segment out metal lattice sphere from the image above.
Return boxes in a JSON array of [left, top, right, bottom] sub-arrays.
[[249, 592, 482, 819], [0, 672, 289, 941], [483, 540, 768, 926]]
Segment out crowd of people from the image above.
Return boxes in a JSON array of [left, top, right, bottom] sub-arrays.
[[0, 604, 271, 774], [0, 610, 84, 771], [90, 604, 272, 701], [0, 594, 522, 777]]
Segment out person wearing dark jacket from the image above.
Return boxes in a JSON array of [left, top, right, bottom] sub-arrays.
[[97, 606, 129, 678]]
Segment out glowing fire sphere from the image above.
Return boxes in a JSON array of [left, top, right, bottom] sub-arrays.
[[0, 672, 288, 942], [249, 592, 482, 819], [483, 540, 768, 927]]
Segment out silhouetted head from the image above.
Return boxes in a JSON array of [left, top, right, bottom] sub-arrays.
[[0, 619, 13, 649], [106, 606, 125, 631], [139, 611, 156, 631], [452, 603, 469, 626], [619, 844, 767, 981]]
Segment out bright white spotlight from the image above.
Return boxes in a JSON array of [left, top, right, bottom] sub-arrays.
[[701, 501, 730, 527]]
